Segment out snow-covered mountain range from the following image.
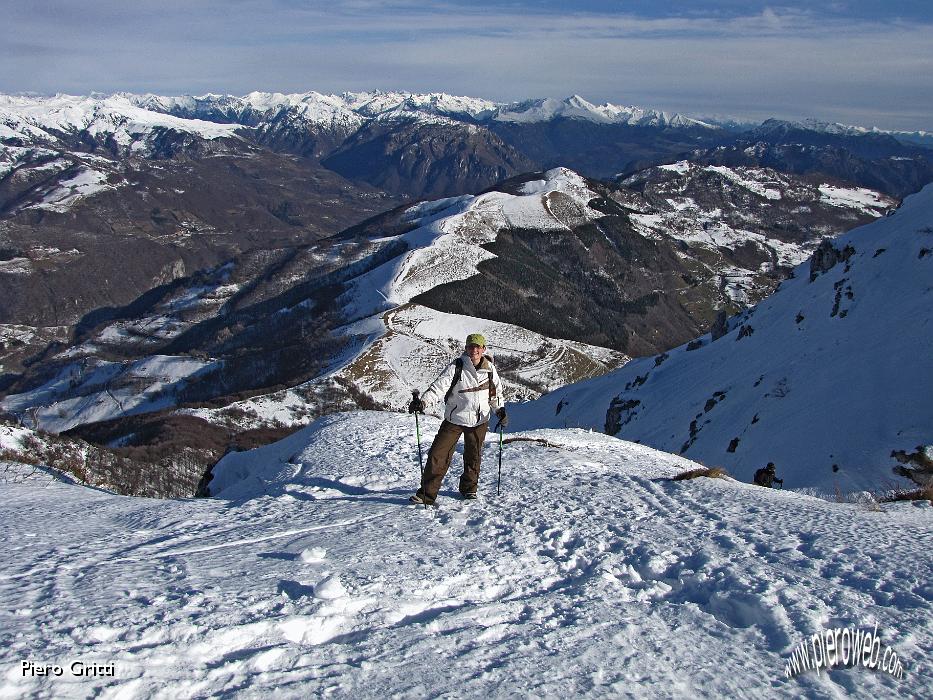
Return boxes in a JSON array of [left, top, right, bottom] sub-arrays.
[[5, 86, 930, 157], [2, 89, 931, 500], [4, 90, 926, 305], [10, 91, 929, 143], [0, 91, 709, 168], [512, 183, 933, 492], [7, 90, 929, 201], [1, 166, 891, 440]]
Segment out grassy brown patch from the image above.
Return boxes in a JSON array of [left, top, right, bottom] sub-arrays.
[[670, 466, 730, 481]]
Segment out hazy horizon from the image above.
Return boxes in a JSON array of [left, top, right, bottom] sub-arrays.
[[2, 1, 931, 132]]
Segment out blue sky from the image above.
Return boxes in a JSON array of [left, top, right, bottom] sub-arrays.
[[2, 1, 931, 130]]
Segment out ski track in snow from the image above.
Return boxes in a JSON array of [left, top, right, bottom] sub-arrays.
[[2, 412, 929, 699]]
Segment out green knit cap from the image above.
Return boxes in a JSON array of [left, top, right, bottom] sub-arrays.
[[465, 333, 486, 347]]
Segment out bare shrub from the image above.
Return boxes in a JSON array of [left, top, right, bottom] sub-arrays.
[[670, 466, 730, 481], [879, 485, 933, 504], [501, 437, 563, 448], [1, 459, 49, 485], [831, 486, 887, 512]]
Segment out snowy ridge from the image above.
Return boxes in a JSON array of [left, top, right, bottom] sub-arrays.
[[512, 184, 933, 491], [342, 167, 602, 319], [171, 170, 623, 430], [2, 410, 929, 697], [180, 303, 627, 430]]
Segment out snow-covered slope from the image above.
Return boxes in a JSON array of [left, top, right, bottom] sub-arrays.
[[511, 184, 933, 492], [1, 354, 219, 433], [1, 411, 929, 698]]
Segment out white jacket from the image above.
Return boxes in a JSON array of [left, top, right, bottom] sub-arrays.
[[421, 354, 504, 428]]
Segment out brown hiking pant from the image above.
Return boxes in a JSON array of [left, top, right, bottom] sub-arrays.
[[416, 420, 488, 504]]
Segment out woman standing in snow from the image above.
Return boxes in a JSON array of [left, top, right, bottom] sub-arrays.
[[408, 333, 507, 505]]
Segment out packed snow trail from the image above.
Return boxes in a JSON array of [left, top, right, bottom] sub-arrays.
[[1, 412, 930, 698]]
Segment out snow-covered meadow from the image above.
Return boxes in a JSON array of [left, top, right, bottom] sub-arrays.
[[2, 412, 930, 698]]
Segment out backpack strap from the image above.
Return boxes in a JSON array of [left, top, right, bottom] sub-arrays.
[[486, 357, 497, 401], [445, 358, 464, 403], [445, 357, 497, 404]]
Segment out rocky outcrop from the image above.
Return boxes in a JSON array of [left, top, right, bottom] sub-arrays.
[[710, 310, 729, 341], [605, 398, 641, 435], [892, 446, 933, 487], [809, 239, 856, 281]]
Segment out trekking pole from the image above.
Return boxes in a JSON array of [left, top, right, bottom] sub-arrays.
[[412, 390, 424, 477], [495, 419, 503, 496]]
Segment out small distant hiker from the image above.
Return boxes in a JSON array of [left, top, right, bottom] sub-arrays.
[[753, 462, 783, 488], [407, 333, 506, 505]]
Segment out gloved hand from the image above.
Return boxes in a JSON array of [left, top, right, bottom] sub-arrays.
[[495, 407, 508, 428], [408, 397, 425, 414]]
